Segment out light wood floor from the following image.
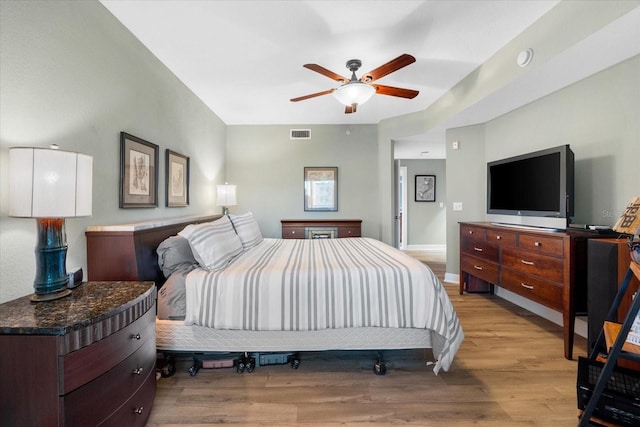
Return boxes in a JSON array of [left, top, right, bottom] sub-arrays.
[[146, 251, 587, 426]]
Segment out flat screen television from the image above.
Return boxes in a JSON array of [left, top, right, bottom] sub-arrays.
[[487, 144, 574, 229]]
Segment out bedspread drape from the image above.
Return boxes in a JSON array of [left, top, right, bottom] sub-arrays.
[[185, 237, 463, 372]]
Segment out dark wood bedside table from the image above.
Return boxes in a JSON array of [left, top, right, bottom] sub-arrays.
[[281, 219, 362, 239], [0, 281, 156, 427]]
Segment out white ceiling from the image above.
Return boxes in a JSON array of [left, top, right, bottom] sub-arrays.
[[99, 1, 639, 159]]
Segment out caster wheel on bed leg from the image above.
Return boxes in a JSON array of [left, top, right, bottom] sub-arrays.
[[291, 358, 300, 370], [159, 353, 176, 378], [189, 359, 202, 377], [373, 352, 387, 376], [188, 365, 198, 376], [236, 362, 246, 374], [246, 355, 256, 373]]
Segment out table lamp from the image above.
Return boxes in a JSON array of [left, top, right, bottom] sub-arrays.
[[9, 147, 93, 302], [216, 182, 237, 215]]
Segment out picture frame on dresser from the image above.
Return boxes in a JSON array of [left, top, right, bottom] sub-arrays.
[[415, 175, 436, 202], [165, 149, 189, 207], [304, 166, 338, 211], [120, 132, 159, 208]]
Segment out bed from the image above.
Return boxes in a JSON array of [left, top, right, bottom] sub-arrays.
[[85, 214, 463, 374]]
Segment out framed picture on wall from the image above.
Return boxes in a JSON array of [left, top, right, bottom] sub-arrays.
[[415, 175, 436, 202], [165, 149, 189, 207], [304, 167, 338, 211], [119, 132, 159, 208]]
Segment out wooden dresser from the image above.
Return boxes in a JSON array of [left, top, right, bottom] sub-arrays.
[[459, 222, 589, 360], [281, 219, 362, 239], [0, 281, 156, 427]]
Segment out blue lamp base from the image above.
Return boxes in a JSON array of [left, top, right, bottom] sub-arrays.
[[30, 218, 71, 302]]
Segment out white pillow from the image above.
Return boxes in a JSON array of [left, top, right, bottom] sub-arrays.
[[229, 212, 264, 250], [178, 216, 243, 271]]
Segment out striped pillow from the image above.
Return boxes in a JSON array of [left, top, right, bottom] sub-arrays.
[[178, 216, 243, 271], [229, 212, 263, 250]]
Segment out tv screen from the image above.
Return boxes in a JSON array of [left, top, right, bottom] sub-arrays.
[[487, 145, 574, 220]]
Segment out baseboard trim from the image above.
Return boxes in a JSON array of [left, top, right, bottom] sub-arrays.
[[444, 272, 459, 284], [405, 244, 446, 251]]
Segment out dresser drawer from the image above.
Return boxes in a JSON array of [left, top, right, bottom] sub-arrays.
[[518, 233, 564, 256], [64, 329, 155, 426], [62, 306, 155, 394], [282, 227, 305, 239], [461, 238, 499, 262], [99, 365, 157, 427], [460, 225, 486, 241], [486, 229, 517, 246], [501, 247, 564, 283], [500, 267, 563, 310], [339, 227, 361, 238], [461, 255, 499, 285]]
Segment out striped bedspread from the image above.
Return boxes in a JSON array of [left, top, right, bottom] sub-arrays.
[[185, 237, 463, 372]]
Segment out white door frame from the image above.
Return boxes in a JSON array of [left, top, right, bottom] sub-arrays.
[[399, 166, 408, 249]]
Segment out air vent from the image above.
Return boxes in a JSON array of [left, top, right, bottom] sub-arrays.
[[290, 129, 311, 140]]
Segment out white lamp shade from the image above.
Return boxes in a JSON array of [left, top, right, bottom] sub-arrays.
[[216, 184, 237, 206], [333, 82, 376, 106], [9, 147, 93, 218]]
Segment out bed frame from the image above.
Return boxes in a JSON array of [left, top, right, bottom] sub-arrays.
[[86, 214, 441, 374]]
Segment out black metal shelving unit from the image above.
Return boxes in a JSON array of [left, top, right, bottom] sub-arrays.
[[578, 262, 640, 426]]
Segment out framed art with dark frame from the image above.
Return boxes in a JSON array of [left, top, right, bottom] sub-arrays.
[[304, 166, 338, 211], [166, 149, 189, 207], [119, 132, 159, 208], [415, 175, 436, 202]]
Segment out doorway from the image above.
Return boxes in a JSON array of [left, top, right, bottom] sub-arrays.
[[398, 166, 407, 249]]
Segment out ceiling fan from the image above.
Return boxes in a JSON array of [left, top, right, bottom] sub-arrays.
[[290, 54, 419, 114]]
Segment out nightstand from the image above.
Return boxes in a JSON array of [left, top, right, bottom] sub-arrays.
[[281, 219, 362, 239], [0, 281, 156, 427]]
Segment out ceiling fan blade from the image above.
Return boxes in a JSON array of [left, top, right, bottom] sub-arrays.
[[290, 89, 335, 102], [303, 64, 349, 82], [372, 84, 419, 99], [345, 104, 357, 114], [360, 54, 416, 82]]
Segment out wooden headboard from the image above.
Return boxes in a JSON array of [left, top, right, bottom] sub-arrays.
[[85, 214, 219, 286]]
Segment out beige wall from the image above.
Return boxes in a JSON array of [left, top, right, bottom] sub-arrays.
[[0, 1, 227, 302], [444, 55, 640, 276], [1, 1, 637, 303], [398, 159, 447, 247], [225, 124, 380, 239]]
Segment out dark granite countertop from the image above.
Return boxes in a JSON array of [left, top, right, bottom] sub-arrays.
[[0, 281, 155, 335]]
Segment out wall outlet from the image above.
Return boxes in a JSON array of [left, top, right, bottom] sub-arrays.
[[452, 141, 460, 150], [453, 202, 463, 211]]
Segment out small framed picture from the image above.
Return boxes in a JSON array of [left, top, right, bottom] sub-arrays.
[[166, 149, 189, 207], [119, 132, 159, 208], [415, 175, 436, 202], [304, 167, 338, 211]]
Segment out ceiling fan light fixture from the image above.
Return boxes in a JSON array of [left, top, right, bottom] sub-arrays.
[[333, 82, 375, 106]]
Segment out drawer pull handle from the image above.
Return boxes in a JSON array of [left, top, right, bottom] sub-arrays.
[[534, 241, 541, 247], [473, 247, 483, 252], [292, 230, 295, 234], [133, 406, 144, 415], [468, 230, 474, 234], [520, 283, 534, 290], [521, 260, 534, 266], [473, 265, 483, 271], [131, 333, 141, 340], [496, 236, 502, 240], [132, 367, 143, 375]]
